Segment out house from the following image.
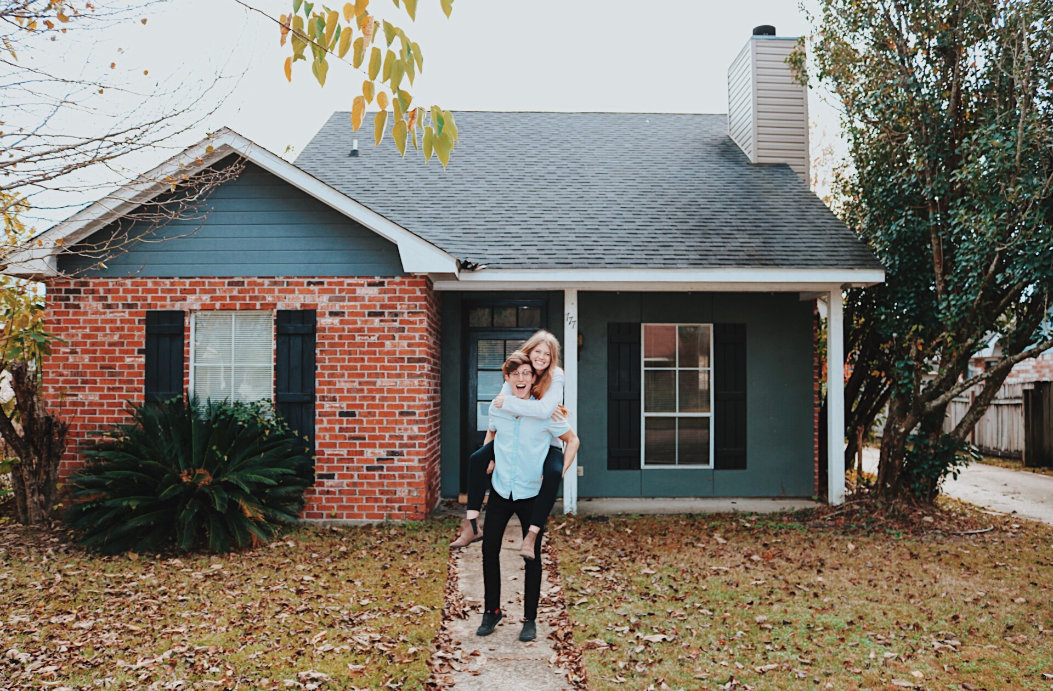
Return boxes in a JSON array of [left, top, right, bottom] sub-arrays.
[[4, 28, 883, 522]]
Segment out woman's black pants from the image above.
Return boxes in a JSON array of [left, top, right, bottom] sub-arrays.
[[466, 441, 564, 529], [482, 490, 543, 620]]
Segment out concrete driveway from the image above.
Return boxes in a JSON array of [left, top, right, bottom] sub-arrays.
[[862, 447, 1053, 525]]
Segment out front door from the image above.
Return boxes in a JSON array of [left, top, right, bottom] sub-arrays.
[[459, 300, 547, 493], [462, 332, 531, 491]]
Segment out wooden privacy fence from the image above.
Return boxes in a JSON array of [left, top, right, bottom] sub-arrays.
[[1024, 382, 1053, 468], [943, 383, 1025, 458]]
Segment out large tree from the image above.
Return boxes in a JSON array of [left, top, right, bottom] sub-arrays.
[[808, 0, 1053, 501], [0, 1, 237, 523]]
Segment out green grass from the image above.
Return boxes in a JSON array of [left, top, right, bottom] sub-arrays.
[[0, 517, 455, 689], [552, 510, 1053, 691]]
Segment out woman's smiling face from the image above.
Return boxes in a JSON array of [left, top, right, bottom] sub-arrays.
[[528, 343, 552, 373]]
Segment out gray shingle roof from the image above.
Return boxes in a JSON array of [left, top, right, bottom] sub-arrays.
[[294, 112, 882, 270]]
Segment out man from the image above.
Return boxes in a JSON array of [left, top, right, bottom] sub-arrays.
[[476, 351, 580, 642]]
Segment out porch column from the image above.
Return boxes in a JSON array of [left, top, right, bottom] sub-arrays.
[[563, 289, 579, 513], [827, 288, 846, 505]]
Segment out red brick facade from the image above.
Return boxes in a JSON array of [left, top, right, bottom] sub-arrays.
[[44, 276, 442, 522], [1003, 352, 1053, 385]]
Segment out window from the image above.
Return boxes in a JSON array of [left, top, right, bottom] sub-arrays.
[[191, 311, 273, 404], [467, 305, 542, 329], [642, 324, 713, 467]]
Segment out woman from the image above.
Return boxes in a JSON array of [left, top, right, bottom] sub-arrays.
[[450, 330, 570, 559]]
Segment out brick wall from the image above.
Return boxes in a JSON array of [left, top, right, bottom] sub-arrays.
[[44, 276, 442, 522], [1004, 351, 1053, 385]]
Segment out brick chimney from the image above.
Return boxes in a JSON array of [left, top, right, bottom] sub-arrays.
[[727, 26, 810, 182]]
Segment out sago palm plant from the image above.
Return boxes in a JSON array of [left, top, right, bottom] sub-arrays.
[[66, 397, 311, 554]]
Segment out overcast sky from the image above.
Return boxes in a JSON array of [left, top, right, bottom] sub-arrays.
[[19, 0, 835, 227]]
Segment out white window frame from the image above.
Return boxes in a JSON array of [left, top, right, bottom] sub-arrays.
[[640, 323, 715, 469], [189, 310, 275, 404]]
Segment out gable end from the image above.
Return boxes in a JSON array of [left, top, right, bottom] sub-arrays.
[[59, 160, 406, 278]]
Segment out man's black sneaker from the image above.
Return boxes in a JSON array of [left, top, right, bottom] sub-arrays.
[[518, 620, 537, 642], [476, 610, 503, 636]]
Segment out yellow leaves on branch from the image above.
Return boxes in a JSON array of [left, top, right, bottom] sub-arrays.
[[338, 28, 352, 57], [392, 119, 407, 157], [351, 96, 365, 131], [368, 46, 381, 80], [374, 110, 387, 146], [324, 10, 338, 47], [352, 36, 365, 66], [311, 58, 328, 86], [281, 0, 455, 162]]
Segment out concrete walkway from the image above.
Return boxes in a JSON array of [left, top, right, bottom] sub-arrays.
[[446, 516, 573, 690], [862, 447, 1053, 525]]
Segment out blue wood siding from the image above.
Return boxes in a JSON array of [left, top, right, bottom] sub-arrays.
[[59, 160, 406, 277], [439, 291, 815, 499]]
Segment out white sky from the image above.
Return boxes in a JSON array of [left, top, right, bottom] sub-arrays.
[[18, 0, 838, 227]]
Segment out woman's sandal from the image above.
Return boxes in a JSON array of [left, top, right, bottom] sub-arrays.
[[450, 518, 483, 548]]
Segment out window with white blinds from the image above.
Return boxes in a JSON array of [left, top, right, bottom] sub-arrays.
[[190, 311, 274, 404]]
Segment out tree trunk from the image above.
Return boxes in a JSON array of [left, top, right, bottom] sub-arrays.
[[0, 362, 69, 525], [876, 395, 913, 501]]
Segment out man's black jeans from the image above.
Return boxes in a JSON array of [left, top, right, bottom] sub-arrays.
[[481, 490, 544, 620], [466, 441, 564, 529]]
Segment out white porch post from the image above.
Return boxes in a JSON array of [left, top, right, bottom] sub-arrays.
[[563, 289, 579, 514], [826, 288, 846, 505]]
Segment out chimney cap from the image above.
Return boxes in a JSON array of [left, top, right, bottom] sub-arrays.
[[753, 25, 776, 36]]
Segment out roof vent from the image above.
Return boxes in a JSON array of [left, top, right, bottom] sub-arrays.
[[727, 28, 810, 182], [349, 139, 359, 157]]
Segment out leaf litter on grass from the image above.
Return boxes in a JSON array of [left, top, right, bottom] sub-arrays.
[[550, 502, 1053, 691], [0, 517, 456, 690]]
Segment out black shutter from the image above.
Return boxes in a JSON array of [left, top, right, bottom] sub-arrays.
[[607, 323, 641, 470], [145, 311, 184, 404], [276, 310, 316, 473], [714, 323, 747, 470]]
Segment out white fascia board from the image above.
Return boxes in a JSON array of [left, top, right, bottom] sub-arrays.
[[3, 128, 457, 278], [431, 267, 884, 292]]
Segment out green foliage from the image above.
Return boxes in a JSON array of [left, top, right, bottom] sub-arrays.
[[0, 192, 58, 373], [807, 0, 1053, 501], [902, 431, 979, 503], [277, 0, 458, 165], [66, 398, 311, 554]]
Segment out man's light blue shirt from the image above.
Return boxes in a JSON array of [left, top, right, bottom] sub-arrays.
[[488, 396, 571, 501]]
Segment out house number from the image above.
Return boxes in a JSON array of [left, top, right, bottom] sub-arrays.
[[565, 312, 577, 329]]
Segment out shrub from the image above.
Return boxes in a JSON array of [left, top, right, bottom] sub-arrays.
[[66, 397, 311, 554]]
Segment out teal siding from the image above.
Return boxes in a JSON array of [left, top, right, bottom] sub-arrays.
[[59, 160, 406, 277], [577, 292, 815, 498], [440, 291, 816, 499]]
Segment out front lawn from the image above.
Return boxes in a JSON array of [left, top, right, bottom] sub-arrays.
[[0, 518, 454, 690], [552, 507, 1053, 691]]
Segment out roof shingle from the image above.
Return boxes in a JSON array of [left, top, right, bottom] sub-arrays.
[[294, 112, 882, 271]]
